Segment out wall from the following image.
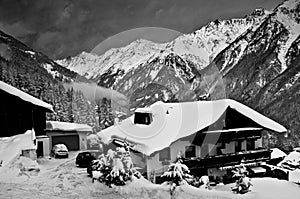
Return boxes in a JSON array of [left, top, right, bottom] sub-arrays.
[[146, 140, 200, 181], [78, 132, 88, 150]]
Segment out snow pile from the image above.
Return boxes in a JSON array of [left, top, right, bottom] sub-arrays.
[[0, 156, 40, 183], [115, 178, 236, 199], [271, 148, 287, 159], [278, 151, 300, 170], [0, 130, 36, 167]]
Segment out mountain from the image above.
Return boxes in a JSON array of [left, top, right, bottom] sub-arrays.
[[57, 8, 268, 78], [57, 0, 300, 148], [0, 30, 100, 129], [56, 8, 269, 109], [206, 0, 300, 149]]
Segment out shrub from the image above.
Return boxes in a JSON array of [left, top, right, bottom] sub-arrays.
[[93, 143, 142, 187]]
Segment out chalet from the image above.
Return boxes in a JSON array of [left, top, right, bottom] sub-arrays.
[[98, 99, 287, 183], [0, 80, 53, 137]]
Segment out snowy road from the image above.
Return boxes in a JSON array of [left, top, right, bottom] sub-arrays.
[[0, 152, 124, 199]]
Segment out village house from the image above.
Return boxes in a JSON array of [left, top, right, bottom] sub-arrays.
[[98, 99, 287, 183]]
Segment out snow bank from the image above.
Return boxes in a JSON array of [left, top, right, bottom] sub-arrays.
[[0, 130, 36, 167], [250, 178, 300, 199], [289, 169, 300, 184], [114, 178, 237, 199], [0, 156, 40, 183]]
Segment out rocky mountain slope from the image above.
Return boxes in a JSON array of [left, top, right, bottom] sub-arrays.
[[57, 8, 270, 109], [206, 0, 300, 148], [57, 8, 268, 78]]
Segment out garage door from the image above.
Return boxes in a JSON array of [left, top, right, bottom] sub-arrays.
[[52, 135, 79, 150]]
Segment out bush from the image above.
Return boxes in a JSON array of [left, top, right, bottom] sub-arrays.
[[93, 144, 142, 187], [161, 159, 194, 195]]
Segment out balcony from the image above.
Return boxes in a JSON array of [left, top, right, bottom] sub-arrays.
[[182, 149, 271, 169]]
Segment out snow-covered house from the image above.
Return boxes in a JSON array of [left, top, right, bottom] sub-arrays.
[[45, 121, 92, 151], [98, 99, 287, 183], [0, 81, 53, 137], [0, 81, 53, 163]]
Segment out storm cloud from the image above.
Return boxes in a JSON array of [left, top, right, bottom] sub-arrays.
[[0, 0, 283, 59]]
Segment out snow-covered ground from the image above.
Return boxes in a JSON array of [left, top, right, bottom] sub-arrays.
[[1, 151, 300, 199]]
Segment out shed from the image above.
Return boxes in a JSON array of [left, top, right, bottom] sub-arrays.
[[0, 81, 53, 137], [45, 121, 92, 151]]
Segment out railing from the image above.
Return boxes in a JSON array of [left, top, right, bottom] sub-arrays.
[[183, 149, 271, 169]]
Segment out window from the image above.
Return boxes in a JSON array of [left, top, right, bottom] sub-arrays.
[[134, 112, 152, 125], [247, 139, 255, 150], [217, 142, 226, 155], [159, 147, 170, 161], [185, 146, 196, 158], [235, 141, 242, 152]]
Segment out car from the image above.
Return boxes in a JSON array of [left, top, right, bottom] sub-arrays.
[[76, 151, 97, 167], [51, 144, 69, 158]]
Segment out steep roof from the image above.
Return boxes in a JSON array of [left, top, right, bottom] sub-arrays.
[[0, 81, 53, 112], [46, 121, 92, 132], [98, 99, 287, 155]]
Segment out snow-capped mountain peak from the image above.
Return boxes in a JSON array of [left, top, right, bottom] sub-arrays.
[[57, 7, 269, 82], [274, 0, 300, 72]]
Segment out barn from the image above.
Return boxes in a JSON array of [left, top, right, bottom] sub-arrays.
[[45, 121, 92, 151], [0, 80, 53, 137]]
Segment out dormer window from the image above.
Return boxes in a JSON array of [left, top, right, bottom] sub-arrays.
[[134, 108, 153, 125]]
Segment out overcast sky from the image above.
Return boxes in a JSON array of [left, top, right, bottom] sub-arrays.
[[0, 0, 283, 59]]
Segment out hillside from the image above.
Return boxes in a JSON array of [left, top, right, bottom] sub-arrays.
[[0, 30, 100, 130], [207, 0, 300, 149]]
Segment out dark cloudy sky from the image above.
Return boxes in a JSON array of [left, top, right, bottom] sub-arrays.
[[0, 0, 283, 59]]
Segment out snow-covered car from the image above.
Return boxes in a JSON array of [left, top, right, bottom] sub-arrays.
[[76, 151, 96, 167], [51, 144, 69, 158]]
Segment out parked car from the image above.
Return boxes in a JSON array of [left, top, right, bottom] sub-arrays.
[[51, 144, 69, 158], [76, 151, 97, 167]]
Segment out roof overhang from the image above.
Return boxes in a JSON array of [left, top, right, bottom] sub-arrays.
[[0, 81, 53, 112]]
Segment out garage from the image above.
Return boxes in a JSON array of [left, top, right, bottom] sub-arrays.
[[52, 134, 79, 151], [45, 121, 92, 152]]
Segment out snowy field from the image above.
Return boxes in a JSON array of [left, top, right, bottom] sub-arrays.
[[1, 152, 300, 199]]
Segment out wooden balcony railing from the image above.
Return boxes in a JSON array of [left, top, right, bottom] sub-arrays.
[[182, 149, 271, 169]]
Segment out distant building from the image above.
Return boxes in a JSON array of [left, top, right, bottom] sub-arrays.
[[99, 99, 287, 183], [45, 121, 92, 153], [0, 80, 53, 137]]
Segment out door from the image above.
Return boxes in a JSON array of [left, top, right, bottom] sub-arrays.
[[52, 134, 80, 150], [37, 141, 44, 157]]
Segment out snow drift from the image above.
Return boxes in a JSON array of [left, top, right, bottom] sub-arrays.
[[0, 130, 36, 167]]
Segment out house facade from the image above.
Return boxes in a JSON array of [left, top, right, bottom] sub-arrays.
[[99, 99, 287, 183]]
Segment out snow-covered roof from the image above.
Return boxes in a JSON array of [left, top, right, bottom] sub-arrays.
[[98, 99, 287, 155], [46, 121, 92, 132], [271, 148, 287, 159], [0, 81, 53, 112]]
